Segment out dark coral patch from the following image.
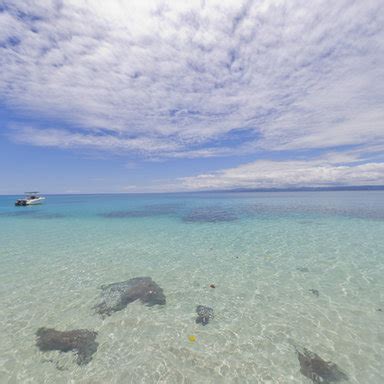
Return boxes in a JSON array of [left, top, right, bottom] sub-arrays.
[[100, 210, 154, 218], [296, 347, 348, 383], [309, 289, 320, 297], [34, 213, 66, 219], [0, 211, 65, 219], [183, 207, 238, 223], [0, 210, 36, 217], [100, 204, 181, 219], [36, 328, 98, 366], [94, 277, 166, 316], [195, 305, 214, 326]]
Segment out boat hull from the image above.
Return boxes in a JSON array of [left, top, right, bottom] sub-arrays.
[[15, 197, 46, 206], [26, 197, 45, 205]]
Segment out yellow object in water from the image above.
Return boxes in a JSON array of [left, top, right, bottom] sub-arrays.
[[188, 335, 196, 342]]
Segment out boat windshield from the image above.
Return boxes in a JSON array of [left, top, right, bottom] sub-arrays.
[[24, 192, 40, 199]]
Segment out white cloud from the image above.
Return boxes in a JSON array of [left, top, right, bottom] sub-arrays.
[[9, 125, 180, 153], [0, 0, 383, 158], [181, 157, 384, 190]]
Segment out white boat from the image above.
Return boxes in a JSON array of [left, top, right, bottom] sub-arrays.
[[15, 192, 46, 206]]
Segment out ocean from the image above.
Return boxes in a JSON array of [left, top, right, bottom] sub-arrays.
[[0, 191, 383, 383]]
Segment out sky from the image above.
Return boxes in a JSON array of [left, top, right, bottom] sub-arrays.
[[0, 0, 383, 194]]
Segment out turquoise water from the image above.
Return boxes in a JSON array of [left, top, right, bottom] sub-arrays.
[[0, 191, 383, 383]]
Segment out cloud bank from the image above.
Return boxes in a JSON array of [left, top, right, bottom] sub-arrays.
[[181, 156, 384, 190], [0, 0, 383, 188]]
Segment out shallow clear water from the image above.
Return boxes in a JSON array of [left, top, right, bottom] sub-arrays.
[[0, 191, 383, 383]]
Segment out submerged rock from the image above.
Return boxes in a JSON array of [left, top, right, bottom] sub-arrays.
[[94, 277, 166, 316], [183, 207, 238, 223], [0, 211, 65, 219], [36, 327, 98, 365], [296, 347, 348, 383], [100, 210, 153, 218], [100, 204, 180, 219], [34, 213, 66, 219], [309, 289, 320, 297], [196, 305, 214, 326]]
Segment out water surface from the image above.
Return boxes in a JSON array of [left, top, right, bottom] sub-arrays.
[[0, 192, 383, 383]]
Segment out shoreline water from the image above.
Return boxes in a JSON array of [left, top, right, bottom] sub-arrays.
[[0, 191, 383, 383]]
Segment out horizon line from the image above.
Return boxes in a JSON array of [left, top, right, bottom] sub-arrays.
[[1, 185, 384, 196]]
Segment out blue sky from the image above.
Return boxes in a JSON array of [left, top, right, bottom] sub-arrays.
[[0, 0, 383, 193]]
